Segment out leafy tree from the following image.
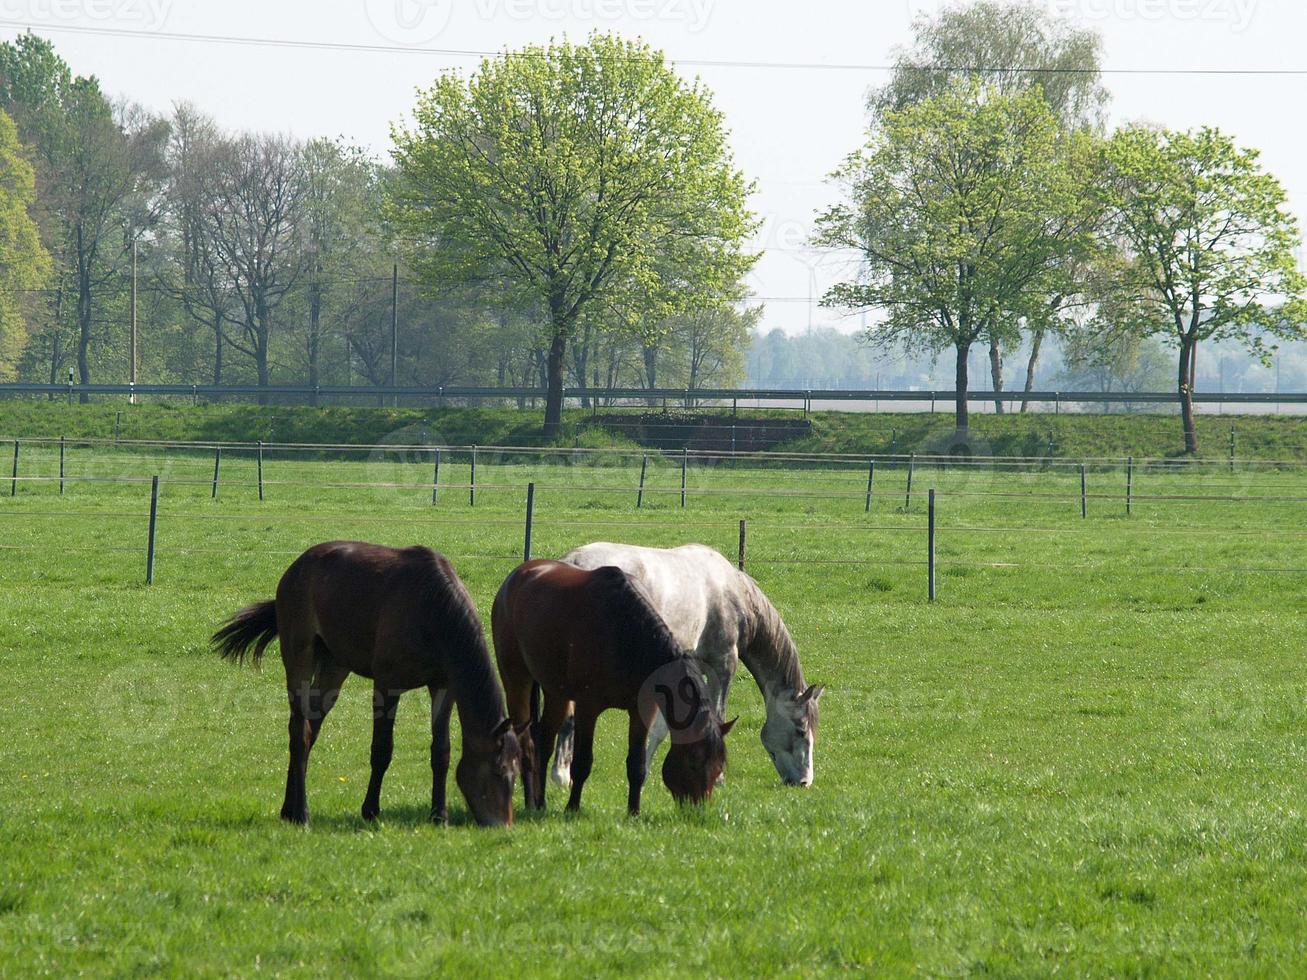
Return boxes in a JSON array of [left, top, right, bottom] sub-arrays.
[[1096, 126, 1306, 453], [871, 1, 1109, 408], [816, 83, 1096, 431], [0, 107, 50, 377], [390, 33, 755, 437]]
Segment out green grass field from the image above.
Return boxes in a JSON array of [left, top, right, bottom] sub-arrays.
[[1, 423, 1306, 976]]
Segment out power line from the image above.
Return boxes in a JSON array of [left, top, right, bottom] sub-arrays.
[[4, 21, 1307, 76]]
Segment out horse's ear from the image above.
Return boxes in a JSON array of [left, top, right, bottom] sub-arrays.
[[491, 718, 513, 740], [801, 684, 826, 704], [719, 716, 738, 737]]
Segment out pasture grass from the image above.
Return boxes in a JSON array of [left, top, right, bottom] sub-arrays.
[[0, 438, 1306, 975]]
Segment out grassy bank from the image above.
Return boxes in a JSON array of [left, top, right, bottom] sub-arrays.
[[0, 399, 1300, 460]]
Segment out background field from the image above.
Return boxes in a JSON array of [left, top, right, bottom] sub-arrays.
[[1, 406, 1305, 976]]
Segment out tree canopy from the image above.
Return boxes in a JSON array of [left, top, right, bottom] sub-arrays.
[[389, 33, 756, 437]]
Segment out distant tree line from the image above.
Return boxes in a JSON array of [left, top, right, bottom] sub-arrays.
[[0, 33, 757, 434], [816, 1, 1307, 452]]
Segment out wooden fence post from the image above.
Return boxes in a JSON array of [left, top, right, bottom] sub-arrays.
[[1080, 463, 1087, 519], [211, 447, 221, 499], [905, 452, 915, 510], [738, 519, 746, 571], [470, 445, 477, 507], [680, 447, 687, 509], [256, 440, 264, 502], [636, 454, 647, 509], [9, 439, 17, 496], [432, 448, 440, 505], [146, 475, 159, 584], [864, 459, 875, 513], [59, 436, 65, 495]]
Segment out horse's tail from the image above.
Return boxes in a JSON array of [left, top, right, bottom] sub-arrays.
[[212, 600, 278, 667]]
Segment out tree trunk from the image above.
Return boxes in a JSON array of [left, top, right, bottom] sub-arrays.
[[76, 250, 91, 404], [572, 322, 591, 409], [643, 345, 658, 408], [1178, 334, 1198, 454], [212, 313, 223, 387], [954, 342, 970, 432], [542, 331, 567, 440], [307, 282, 321, 406], [988, 337, 1004, 415], [1019, 327, 1044, 414]]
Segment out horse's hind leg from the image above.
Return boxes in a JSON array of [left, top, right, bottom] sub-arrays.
[[305, 647, 349, 771], [534, 695, 571, 810], [564, 705, 599, 813], [550, 703, 575, 788], [280, 638, 317, 824], [362, 686, 402, 821], [429, 686, 453, 824]]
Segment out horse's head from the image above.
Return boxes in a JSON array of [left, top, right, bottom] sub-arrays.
[[761, 683, 825, 787], [662, 715, 735, 804], [456, 718, 520, 827]]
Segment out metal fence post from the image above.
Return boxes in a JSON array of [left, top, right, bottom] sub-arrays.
[[636, 454, 647, 509], [432, 448, 440, 505], [738, 519, 746, 571], [1080, 463, 1087, 519], [1126, 456, 1133, 516], [211, 447, 221, 499], [146, 475, 159, 584], [523, 482, 535, 562], [865, 459, 875, 513], [9, 439, 17, 496], [256, 440, 264, 502], [59, 436, 65, 495], [1229, 426, 1235, 472], [470, 445, 477, 507], [680, 447, 688, 509], [928, 488, 936, 602], [905, 452, 915, 510]]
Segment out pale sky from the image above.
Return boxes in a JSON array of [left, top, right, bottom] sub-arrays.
[[2, 0, 1304, 336]]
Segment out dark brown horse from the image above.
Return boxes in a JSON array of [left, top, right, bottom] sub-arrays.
[[492, 559, 734, 816], [213, 541, 520, 827]]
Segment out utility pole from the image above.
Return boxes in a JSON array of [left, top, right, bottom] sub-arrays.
[[129, 238, 138, 404], [390, 262, 398, 408]]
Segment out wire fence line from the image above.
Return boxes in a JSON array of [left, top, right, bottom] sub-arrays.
[[4, 432, 1306, 468]]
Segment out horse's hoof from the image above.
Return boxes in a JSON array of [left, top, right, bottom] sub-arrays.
[[280, 809, 308, 825], [361, 804, 380, 821], [430, 809, 448, 825]]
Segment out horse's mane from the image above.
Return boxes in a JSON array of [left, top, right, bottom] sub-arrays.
[[404, 547, 504, 731], [588, 565, 692, 679], [740, 573, 806, 695]]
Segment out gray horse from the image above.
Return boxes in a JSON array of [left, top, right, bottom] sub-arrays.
[[558, 542, 824, 787]]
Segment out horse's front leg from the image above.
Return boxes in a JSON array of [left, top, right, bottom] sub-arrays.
[[643, 708, 669, 771], [362, 686, 401, 821], [564, 706, 599, 813], [626, 711, 650, 816], [429, 686, 453, 824]]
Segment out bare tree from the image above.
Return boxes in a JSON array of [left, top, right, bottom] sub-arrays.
[[202, 133, 307, 400]]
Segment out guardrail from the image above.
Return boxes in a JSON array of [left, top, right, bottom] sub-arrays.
[[1, 382, 1305, 408]]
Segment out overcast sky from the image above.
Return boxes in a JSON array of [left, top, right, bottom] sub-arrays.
[[2, 0, 1303, 336]]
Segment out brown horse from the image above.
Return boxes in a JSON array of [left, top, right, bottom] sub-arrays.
[[213, 541, 520, 827], [492, 559, 734, 816]]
